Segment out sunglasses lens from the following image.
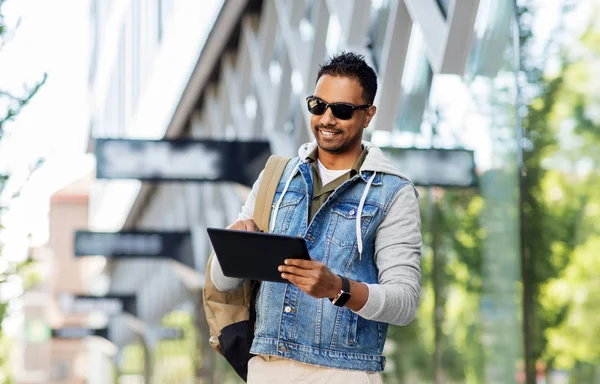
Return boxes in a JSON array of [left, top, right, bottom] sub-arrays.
[[330, 105, 354, 120], [307, 98, 327, 115], [307, 98, 360, 120]]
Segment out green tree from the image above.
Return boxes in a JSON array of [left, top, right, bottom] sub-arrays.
[[518, 1, 600, 382], [0, 0, 46, 135], [532, 6, 600, 381], [0, 0, 46, 380]]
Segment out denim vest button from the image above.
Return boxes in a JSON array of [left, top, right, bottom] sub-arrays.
[[284, 306, 292, 313], [278, 343, 288, 352], [349, 208, 356, 216]]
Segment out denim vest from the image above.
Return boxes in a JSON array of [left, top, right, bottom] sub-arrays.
[[250, 157, 411, 371]]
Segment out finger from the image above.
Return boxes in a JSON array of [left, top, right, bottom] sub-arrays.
[[227, 220, 259, 232], [282, 273, 311, 287], [283, 258, 317, 268], [245, 219, 260, 231], [242, 220, 259, 231], [279, 265, 312, 277], [235, 219, 257, 231], [227, 221, 245, 230], [283, 275, 323, 298]]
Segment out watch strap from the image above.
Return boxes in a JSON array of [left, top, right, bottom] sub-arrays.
[[330, 275, 351, 307], [340, 275, 350, 293]]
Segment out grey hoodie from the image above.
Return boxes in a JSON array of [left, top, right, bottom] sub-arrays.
[[211, 141, 422, 326]]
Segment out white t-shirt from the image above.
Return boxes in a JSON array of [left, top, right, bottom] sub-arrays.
[[317, 159, 350, 186]]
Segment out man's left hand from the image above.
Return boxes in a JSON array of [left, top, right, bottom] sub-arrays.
[[279, 259, 341, 299]]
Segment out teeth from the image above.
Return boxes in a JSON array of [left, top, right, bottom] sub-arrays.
[[320, 130, 337, 136]]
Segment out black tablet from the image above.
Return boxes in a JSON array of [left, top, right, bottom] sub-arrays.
[[207, 228, 311, 283]]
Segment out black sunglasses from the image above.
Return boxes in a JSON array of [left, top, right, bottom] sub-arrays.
[[306, 96, 371, 120]]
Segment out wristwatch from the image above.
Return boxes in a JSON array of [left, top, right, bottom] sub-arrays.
[[329, 275, 351, 307]]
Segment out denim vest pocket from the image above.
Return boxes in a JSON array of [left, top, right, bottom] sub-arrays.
[[330, 203, 379, 248], [271, 191, 305, 234], [348, 311, 359, 345]]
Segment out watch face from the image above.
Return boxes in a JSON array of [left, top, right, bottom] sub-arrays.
[[334, 291, 350, 307]]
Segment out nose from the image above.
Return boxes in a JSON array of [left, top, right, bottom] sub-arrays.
[[319, 106, 337, 127]]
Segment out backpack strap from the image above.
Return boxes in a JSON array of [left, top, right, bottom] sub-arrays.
[[203, 155, 290, 380], [253, 155, 290, 232]]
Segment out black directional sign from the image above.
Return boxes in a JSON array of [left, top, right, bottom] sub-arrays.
[[380, 147, 477, 188], [151, 326, 185, 340], [52, 327, 109, 340], [94, 138, 271, 187], [74, 230, 194, 267], [59, 294, 138, 316]]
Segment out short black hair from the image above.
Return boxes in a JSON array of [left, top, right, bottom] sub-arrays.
[[316, 52, 378, 104]]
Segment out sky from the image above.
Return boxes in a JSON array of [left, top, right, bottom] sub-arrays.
[[0, 0, 93, 249], [0, 0, 93, 335]]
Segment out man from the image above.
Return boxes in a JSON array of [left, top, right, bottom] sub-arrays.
[[211, 52, 421, 383]]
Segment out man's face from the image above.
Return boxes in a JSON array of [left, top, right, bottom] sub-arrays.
[[310, 75, 376, 155]]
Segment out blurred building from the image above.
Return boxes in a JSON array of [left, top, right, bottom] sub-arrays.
[[87, 0, 523, 383], [16, 260, 51, 384], [16, 172, 113, 384]]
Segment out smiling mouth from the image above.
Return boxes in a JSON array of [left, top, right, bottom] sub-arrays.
[[319, 129, 341, 137]]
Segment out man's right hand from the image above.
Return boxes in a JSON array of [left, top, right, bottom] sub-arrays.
[[227, 219, 261, 232]]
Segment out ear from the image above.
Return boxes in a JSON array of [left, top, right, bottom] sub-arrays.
[[363, 106, 377, 128]]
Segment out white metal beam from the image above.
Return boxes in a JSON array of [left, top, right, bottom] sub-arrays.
[[222, 53, 250, 137], [242, 16, 273, 134], [346, 0, 372, 48], [371, 0, 413, 132], [442, 0, 480, 74], [404, 0, 479, 74]]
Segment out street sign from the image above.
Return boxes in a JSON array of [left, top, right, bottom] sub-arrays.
[[144, 326, 186, 347], [94, 138, 271, 187], [150, 326, 185, 341], [59, 294, 137, 316], [380, 147, 477, 188], [51, 327, 109, 340], [74, 230, 194, 267]]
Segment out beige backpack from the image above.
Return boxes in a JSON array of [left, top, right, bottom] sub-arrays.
[[202, 155, 289, 381]]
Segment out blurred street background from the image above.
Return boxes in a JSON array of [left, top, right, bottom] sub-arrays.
[[0, 0, 598, 383]]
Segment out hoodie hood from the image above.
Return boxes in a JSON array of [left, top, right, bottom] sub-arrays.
[[297, 140, 414, 183]]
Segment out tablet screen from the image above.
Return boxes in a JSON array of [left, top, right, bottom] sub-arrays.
[[207, 228, 311, 283]]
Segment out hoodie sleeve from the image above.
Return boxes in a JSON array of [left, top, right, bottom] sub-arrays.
[[354, 183, 422, 326], [209, 171, 263, 291]]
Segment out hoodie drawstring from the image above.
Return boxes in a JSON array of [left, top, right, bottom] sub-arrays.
[[356, 172, 376, 260], [270, 160, 376, 261], [269, 160, 302, 232]]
